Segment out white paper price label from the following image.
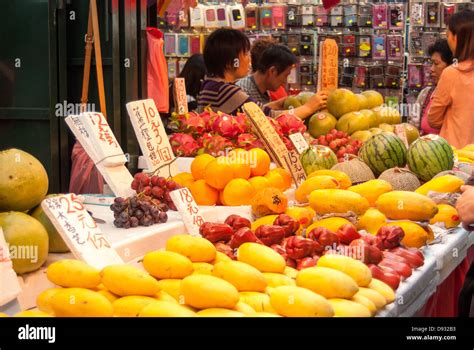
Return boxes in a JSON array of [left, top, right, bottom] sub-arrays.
[[289, 133, 310, 154], [126, 99, 179, 176], [0, 227, 22, 307], [41, 194, 123, 269], [169, 188, 205, 237], [285, 150, 307, 186], [174, 78, 188, 115]]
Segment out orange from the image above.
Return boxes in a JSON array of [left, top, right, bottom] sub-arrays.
[[249, 148, 271, 177], [218, 190, 227, 206], [189, 179, 219, 205], [269, 168, 292, 190], [191, 154, 215, 180], [222, 179, 256, 206], [248, 176, 271, 191], [264, 171, 286, 192], [203, 159, 234, 190], [171, 172, 195, 187]]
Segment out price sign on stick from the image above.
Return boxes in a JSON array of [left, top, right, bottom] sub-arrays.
[[243, 102, 306, 186], [317, 39, 339, 92], [126, 99, 179, 176], [41, 194, 123, 269], [0, 227, 22, 307], [174, 78, 188, 115], [169, 188, 205, 237], [289, 133, 310, 154]]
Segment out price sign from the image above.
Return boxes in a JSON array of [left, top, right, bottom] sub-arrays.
[[41, 194, 123, 269], [174, 78, 188, 115], [169, 188, 205, 237], [394, 124, 409, 149], [0, 227, 22, 307], [82, 112, 127, 167], [289, 133, 310, 154], [286, 150, 307, 186], [318, 39, 339, 92], [126, 99, 179, 176]]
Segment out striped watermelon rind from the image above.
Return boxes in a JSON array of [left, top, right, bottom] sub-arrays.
[[359, 133, 407, 177], [300, 146, 338, 175], [407, 134, 454, 182]]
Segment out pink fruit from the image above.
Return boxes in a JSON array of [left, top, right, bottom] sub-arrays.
[[212, 113, 244, 138], [168, 111, 205, 135], [267, 117, 284, 136], [329, 141, 337, 150], [236, 133, 264, 150], [326, 134, 334, 142], [330, 129, 338, 135], [275, 113, 307, 135], [235, 112, 251, 133], [336, 131, 345, 138], [198, 133, 234, 157], [169, 133, 200, 157], [199, 109, 219, 132]]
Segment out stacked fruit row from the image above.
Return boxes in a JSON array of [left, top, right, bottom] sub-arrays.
[[26, 234, 397, 317]]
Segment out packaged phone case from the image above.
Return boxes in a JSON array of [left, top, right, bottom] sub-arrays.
[[272, 5, 287, 29], [190, 35, 201, 55], [229, 4, 245, 29], [315, 14, 328, 27], [358, 36, 372, 58], [342, 35, 356, 57], [167, 59, 177, 79], [177, 34, 190, 56], [331, 6, 343, 16], [389, 4, 404, 30], [410, 35, 424, 57], [299, 62, 312, 74], [288, 45, 300, 56], [358, 15, 372, 27], [373, 4, 388, 29], [157, 16, 168, 30], [371, 77, 385, 89], [260, 5, 273, 30], [300, 43, 313, 56], [167, 10, 179, 27], [245, 5, 258, 30], [369, 66, 385, 77], [423, 64, 435, 87], [330, 14, 343, 27], [287, 5, 300, 26], [354, 66, 368, 88], [385, 76, 400, 89], [359, 5, 372, 16], [216, 5, 229, 27], [178, 8, 189, 28], [300, 74, 314, 87], [426, 2, 440, 27], [386, 65, 402, 77], [411, 2, 424, 27], [408, 64, 423, 89], [288, 34, 300, 45], [164, 33, 177, 56], [345, 14, 357, 28], [189, 4, 205, 28], [387, 35, 403, 61], [301, 6, 314, 26], [204, 6, 218, 29], [442, 3, 456, 28]]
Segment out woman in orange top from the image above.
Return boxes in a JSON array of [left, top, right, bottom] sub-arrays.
[[428, 11, 474, 148]]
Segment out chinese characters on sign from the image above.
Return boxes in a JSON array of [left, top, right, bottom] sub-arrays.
[[319, 39, 339, 91], [286, 150, 307, 186], [169, 188, 205, 236], [289, 133, 310, 154], [174, 78, 189, 115]]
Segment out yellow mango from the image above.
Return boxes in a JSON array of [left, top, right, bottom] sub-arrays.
[[263, 273, 296, 287], [306, 217, 353, 233], [155, 290, 179, 304], [352, 295, 376, 316], [113, 296, 157, 317], [0, 313, 8, 317], [354, 288, 386, 310], [382, 221, 429, 248], [51, 288, 113, 317], [250, 215, 278, 231], [247, 312, 281, 317], [156, 279, 182, 300], [46, 259, 100, 289], [308, 169, 352, 189], [100, 265, 160, 297], [36, 288, 62, 315], [14, 310, 52, 317], [295, 176, 340, 203], [211, 251, 232, 264], [197, 308, 245, 317], [166, 234, 216, 262], [456, 149, 474, 159], [239, 292, 276, 313], [192, 262, 214, 275], [415, 175, 464, 196], [97, 290, 119, 303], [237, 243, 286, 273], [376, 191, 438, 221], [283, 266, 298, 279], [369, 279, 396, 303], [180, 275, 239, 309], [139, 301, 196, 317], [143, 250, 194, 279], [296, 267, 359, 299], [234, 301, 256, 315], [328, 298, 371, 317], [317, 254, 372, 287], [357, 208, 387, 235], [348, 179, 392, 207], [462, 144, 474, 153], [309, 189, 369, 215], [269, 286, 334, 317], [430, 204, 461, 229], [212, 261, 267, 292]]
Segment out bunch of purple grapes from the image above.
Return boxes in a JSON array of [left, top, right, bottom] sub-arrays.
[[131, 172, 179, 211], [111, 196, 168, 229]]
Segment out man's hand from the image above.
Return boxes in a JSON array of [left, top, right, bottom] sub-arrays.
[[456, 185, 474, 230], [305, 91, 328, 112]]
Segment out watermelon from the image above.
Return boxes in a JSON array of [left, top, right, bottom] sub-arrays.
[[359, 133, 407, 177], [407, 135, 454, 181], [300, 146, 338, 175]]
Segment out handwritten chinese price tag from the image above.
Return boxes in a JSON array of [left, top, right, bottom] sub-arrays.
[[318, 39, 339, 92], [82, 112, 127, 167], [41, 194, 123, 269], [285, 150, 306, 187], [394, 124, 409, 149], [169, 188, 205, 237], [126, 99, 179, 176], [174, 78, 188, 115], [0, 227, 22, 306], [289, 133, 309, 154]]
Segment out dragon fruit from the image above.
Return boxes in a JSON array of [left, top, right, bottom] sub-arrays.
[[169, 133, 200, 157], [236, 133, 265, 150], [198, 133, 234, 157], [168, 111, 205, 135], [212, 113, 244, 139], [276, 113, 307, 135], [199, 108, 218, 132], [267, 117, 284, 137], [235, 112, 251, 133], [281, 136, 295, 151]]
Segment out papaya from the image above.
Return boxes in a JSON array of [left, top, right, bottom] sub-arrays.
[[306, 217, 353, 233], [348, 179, 392, 207], [307, 169, 352, 189], [309, 189, 369, 216], [382, 221, 430, 248], [295, 176, 340, 203], [415, 175, 464, 196], [251, 188, 288, 217], [376, 191, 438, 221], [429, 204, 460, 229], [356, 208, 387, 235]]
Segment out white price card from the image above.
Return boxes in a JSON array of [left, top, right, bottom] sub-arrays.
[[174, 78, 188, 115], [169, 188, 205, 237], [41, 194, 123, 270], [126, 99, 179, 176], [289, 133, 310, 154], [0, 227, 22, 307], [285, 150, 307, 187]]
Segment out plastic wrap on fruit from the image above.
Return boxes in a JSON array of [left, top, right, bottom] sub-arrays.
[[214, 242, 235, 259], [199, 223, 234, 243], [427, 192, 461, 207], [307, 227, 340, 254], [358, 232, 384, 250], [255, 225, 286, 246], [273, 214, 300, 237], [319, 212, 358, 225], [376, 226, 405, 250], [349, 239, 383, 264], [224, 215, 251, 231], [284, 236, 316, 260], [368, 264, 400, 290], [336, 224, 361, 245], [296, 257, 317, 270], [229, 227, 262, 249]]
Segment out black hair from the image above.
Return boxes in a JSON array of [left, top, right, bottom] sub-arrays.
[[203, 29, 250, 78], [428, 39, 454, 65], [448, 10, 474, 35], [250, 38, 277, 73], [256, 44, 297, 74], [178, 54, 206, 98]]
